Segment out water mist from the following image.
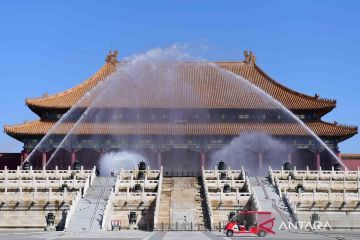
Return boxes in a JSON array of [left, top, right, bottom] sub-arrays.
[[24, 44, 345, 173], [98, 151, 147, 176]]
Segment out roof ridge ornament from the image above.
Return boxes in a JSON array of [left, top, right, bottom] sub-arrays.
[[105, 49, 119, 64], [244, 50, 256, 64]]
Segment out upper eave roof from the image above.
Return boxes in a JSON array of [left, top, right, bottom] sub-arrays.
[[25, 57, 336, 115]]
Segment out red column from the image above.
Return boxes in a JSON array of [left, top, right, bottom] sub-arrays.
[[200, 151, 205, 168], [23, 149, 29, 162], [42, 151, 47, 168], [287, 152, 292, 164], [71, 150, 76, 167], [20, 150, 24, 164], [157, 152, 162, 169], [258, 152, 263, 170], [316, 152, 321, 170]]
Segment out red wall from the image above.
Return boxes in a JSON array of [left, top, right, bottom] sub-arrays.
[[0, 153, 21, 170], [342, 159, 360, 171]]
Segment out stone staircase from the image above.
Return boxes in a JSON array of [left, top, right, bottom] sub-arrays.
[[250, 177, 294, 229], [157, 177, 172, 226], [66, 176, 116, 232], [156, 177, 210, 230]]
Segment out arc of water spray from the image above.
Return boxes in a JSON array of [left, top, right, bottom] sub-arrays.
[[24, 80, 106, 166], [209, 63, 346, 170], [26, 45, 346, 171], [46, 46, 191, 167], [49, 59, 345, 169], [46, 90, 103, 166], [46, 69, 124, 167]]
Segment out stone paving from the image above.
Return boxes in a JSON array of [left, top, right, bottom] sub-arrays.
[[0, 230, 360, 240]]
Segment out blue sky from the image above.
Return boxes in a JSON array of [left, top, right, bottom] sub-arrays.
[[0, 0, 359, 153]]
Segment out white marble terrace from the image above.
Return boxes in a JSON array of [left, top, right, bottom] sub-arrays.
[[102, 166, 162, 230], [0, 165, 95, 230]]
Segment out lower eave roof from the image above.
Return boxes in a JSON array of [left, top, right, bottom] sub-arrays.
[[4, 120, 357, 142]]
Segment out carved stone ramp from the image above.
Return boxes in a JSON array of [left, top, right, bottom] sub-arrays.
[[250, 176, 294, 230], [66, 176, 116, 232], [157, 177, 208, 230], [170, 177, 197, 226]]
